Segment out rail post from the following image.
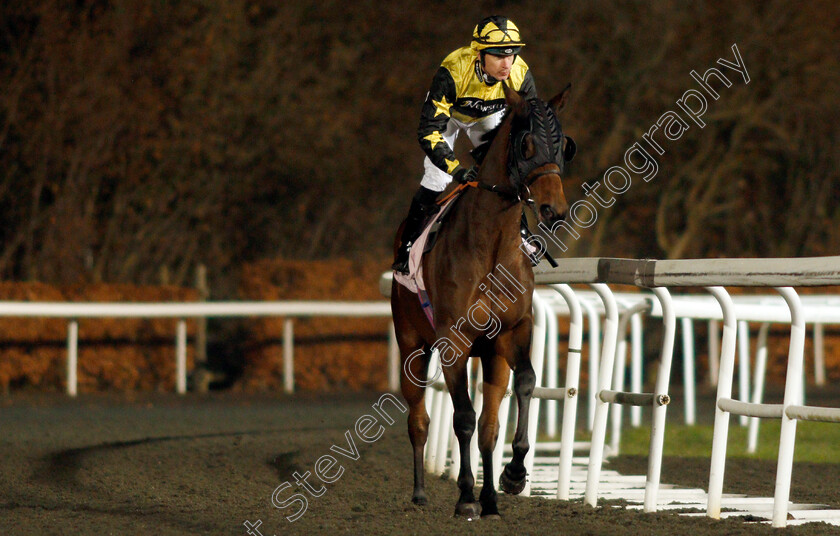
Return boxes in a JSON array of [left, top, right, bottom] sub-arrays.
[[553, 284, 582, 500], [388, 321, 400, 392], [681, 317, 696, 425], [814, 322, 826, 386], [706, 286, 737, 519], [521, 292, 548, 496], [67, 320, 78, 397], [630, 313, 643, 427], [737, 320, 751, 426], [772, 287, 805, 527], [644, 287, 675, 512], [545, 299, 559, 438], [581, 300, 600, 430], [283, 318, 294, 394], [747, 323, 770, 453], [708, 318, 720, 386], [584, 283, 619, 507], [176, 319, 187, 394]]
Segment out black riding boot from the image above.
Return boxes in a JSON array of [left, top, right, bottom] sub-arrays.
[[392, 186, 440, 274]]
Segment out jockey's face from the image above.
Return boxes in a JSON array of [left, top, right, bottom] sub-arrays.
[[483, 53, 515, 81]]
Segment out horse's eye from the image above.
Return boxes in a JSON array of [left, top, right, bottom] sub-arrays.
[[563, 136, 577, 163]]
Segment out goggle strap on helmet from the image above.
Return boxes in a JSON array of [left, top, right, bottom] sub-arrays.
[[471, 15, 526, 51]]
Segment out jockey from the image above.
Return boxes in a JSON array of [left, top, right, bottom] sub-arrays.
[[392, 15, 538, 274]]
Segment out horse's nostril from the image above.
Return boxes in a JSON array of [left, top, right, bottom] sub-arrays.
[[540, 204, 556, 221]]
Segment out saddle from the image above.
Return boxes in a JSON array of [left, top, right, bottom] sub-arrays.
[[393, 188, 465, 296], [391, 189, 466, 326]]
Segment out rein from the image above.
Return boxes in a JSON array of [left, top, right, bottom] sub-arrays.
[[434, 179, 520, 206], [437, 169, 561, 269], [438, 167, 560, 205]]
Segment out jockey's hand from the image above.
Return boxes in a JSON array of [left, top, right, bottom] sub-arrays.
[[453, 166, 478, 184]]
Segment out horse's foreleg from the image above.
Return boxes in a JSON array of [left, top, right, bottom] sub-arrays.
[[446, 360, 480, 519], [477, 353, 510, 518], [500, 323, 535, 495], [499, 361, 534, 494], [401, 344, 431, 505]]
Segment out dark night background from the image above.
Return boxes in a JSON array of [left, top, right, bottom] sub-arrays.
[[1, 0, 839, 297], [4, 5, 840, 532]]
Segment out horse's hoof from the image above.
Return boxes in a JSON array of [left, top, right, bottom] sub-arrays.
[[480, 502, 501, 520], [412, 491, 428, 506], [481, 513, 502, 521], [499, 465, 527, 495], [453, 501, 481, 520]]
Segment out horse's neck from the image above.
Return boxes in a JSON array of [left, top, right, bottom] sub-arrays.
[[481, 117, 515, 190], [454, 182, 522, 263], [457, 117, 523, 255]]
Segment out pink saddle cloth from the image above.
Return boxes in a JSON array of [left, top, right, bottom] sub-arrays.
[[392, 216, 435, 295]]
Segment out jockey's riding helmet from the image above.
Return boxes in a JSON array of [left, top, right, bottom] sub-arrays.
[[471, 16, 526, 56]]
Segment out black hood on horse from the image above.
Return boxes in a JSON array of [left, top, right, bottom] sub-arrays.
[[472, 88, 576, 191]]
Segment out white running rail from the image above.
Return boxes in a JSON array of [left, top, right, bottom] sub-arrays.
[[0, 300, 393, 396], [535, 256, 840, 527]]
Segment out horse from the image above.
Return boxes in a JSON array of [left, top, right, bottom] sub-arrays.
[[391, 82, 573, 519]]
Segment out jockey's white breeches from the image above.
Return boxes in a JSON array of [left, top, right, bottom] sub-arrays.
[[419, 110, 506, 192]]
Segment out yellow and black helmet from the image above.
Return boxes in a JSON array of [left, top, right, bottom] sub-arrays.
[[471, 15, 526, 55]]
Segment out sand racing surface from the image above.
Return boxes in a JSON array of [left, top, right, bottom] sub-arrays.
[[2, 390, 840, 536]]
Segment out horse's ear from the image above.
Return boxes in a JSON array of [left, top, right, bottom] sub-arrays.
[[549, 83, 572, 114], [503, 80, 522, 107], [503, 81, 529, 114]]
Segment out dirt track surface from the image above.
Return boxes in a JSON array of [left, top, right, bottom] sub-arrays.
[[2, 391, 840, 536]]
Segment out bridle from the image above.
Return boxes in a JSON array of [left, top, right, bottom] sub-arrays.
[[423, 95, 577, 270], [467, 97, 575, 205]]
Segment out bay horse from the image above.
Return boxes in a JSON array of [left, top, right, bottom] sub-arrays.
[[391, 82, 573, 519]]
